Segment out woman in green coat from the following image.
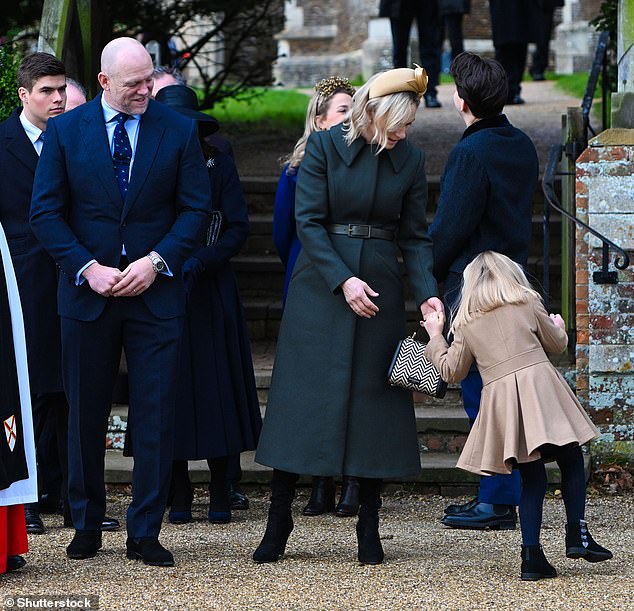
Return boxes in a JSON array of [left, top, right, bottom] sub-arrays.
[[254, 67, 444, 565]]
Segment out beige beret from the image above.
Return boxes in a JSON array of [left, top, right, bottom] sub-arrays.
[[368, 65, 428, 100]]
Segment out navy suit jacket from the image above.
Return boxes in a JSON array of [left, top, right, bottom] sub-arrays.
[[30, 95, 212, 322], [0, 109, 63, 393], [430, 114, 539, 288]]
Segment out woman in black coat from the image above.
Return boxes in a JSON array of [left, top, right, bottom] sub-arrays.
[[155, 85, 262, 524]]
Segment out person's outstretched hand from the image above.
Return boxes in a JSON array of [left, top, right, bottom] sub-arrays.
[[421, 311, 445, 338]]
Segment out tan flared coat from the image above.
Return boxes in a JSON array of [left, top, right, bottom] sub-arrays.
[[426, 298, 598, 476]]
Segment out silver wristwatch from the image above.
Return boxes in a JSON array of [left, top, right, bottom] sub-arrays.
[[147, 251, 165, 273]]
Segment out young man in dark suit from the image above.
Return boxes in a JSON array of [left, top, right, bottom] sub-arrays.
[[0, 52, 68, 536], [31, 38, 211, 566], [430, 52, 539, 530], [0, 53, 120, 536]]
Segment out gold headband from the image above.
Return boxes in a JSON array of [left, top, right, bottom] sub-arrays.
[[368, 65, 428, 100], [314, 76, 356, 98]]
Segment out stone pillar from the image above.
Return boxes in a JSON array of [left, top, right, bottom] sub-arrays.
[[553, 0, 602, 74], [575, 129, 634, 462]]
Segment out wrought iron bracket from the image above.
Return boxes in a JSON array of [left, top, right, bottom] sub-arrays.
[[542, 144, 630, 285]]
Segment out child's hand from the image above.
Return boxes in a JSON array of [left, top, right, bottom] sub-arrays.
[[421, 311, 445, 337], [550, 313, 565, 329]]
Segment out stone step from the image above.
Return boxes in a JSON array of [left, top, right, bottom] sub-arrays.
[[104, 448, 590, 494], [107, 403, 468, 448]]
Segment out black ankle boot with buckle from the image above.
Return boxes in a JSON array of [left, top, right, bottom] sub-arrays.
[[566, 520, 613, 562]]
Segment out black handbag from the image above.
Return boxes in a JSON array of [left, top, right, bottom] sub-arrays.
[[205, 211, 223, 246], [387, 328, 447, 398]]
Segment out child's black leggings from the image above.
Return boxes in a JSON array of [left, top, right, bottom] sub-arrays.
[[517, 444, 586, 546]]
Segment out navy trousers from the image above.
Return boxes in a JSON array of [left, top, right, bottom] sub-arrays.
[[62, 296, 183, 538]]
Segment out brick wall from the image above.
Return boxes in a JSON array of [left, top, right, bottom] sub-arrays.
[[575, 134, 634, 463]]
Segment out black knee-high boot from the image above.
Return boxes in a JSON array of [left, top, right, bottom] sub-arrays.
[[253, 469, 299, 563], [356, 478, 383, 565]]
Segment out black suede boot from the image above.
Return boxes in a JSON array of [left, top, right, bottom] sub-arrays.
[[566, 520, 613, 562], [302, 476, 335, 516], [335, 476, 360, 517], [520, 544, 557, 581], [253, 469, 299, 563], [356, 478, 384, 565]]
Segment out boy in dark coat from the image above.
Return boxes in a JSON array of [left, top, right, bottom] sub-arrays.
[[430, 52, 539, 530], [0, 52, 67, 535]]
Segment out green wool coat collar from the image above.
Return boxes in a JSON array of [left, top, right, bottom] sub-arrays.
[[329, 123, 410, 173]]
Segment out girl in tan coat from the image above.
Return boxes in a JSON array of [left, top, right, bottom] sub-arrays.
[[423, 251, 612, 581]]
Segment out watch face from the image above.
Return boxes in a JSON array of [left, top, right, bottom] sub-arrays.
[[155, 259, 165, 271]]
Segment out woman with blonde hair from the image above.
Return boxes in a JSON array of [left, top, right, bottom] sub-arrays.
[[423, 251, 612, 580], [274, 76, 360, 519], [255, 66, 443, 565]]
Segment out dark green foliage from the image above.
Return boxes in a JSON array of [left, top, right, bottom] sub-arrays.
[[590, 0, 618, 93], [0, 43, 21, 122], [0, 0, 285, 109]]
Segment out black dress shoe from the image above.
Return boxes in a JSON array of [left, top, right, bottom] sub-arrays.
[[126, 537, 174, 567], [530, 71, 546, 82], [6, 555, 27, 572], [25, 509, 44, 535], [424, 94, 442, 108], [441, 502, 516, 530], [302, 476, 335, 516], [100, 516, 120, 531], [66, 530, 102, 559], [335, 476, 360, 517], [229, 484, 249, 511], [444, 497, 479, 515]]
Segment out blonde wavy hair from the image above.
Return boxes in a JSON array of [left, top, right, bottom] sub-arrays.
[[451, 251, 542, 333], [283, 76, 355, 174], [344, 73, 420, 153]]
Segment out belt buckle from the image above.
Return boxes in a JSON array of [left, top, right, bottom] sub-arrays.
[[348, 224, 370, 238]]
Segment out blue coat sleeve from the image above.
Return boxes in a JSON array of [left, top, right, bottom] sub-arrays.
[[430, 145, 488, 282], [272, 166, 297, 269]]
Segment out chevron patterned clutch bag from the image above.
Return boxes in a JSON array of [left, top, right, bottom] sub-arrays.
[[387, 330, 447, 398]]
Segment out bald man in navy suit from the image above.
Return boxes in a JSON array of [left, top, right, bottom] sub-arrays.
[[31, 38, 211, 566]]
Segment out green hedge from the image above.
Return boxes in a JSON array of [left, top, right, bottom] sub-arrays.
[[0, 43, 21, 121]]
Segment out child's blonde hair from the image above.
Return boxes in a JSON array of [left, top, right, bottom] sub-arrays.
[[344, 73, 419, 153], [451, 251, 542, 333]]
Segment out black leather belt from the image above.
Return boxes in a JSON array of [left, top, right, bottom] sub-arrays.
[[326, 224, 395, 241]]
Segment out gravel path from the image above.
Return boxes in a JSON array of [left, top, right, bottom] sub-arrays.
[[4, 489, 632, 610]]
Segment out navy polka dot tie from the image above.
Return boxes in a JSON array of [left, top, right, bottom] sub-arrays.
[[112, 113, 132, 200]]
